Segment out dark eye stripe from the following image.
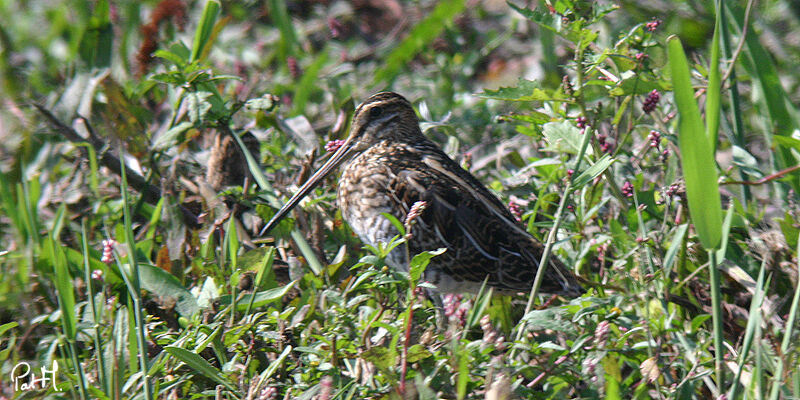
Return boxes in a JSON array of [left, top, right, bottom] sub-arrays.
[[369, 106, 383, 118]]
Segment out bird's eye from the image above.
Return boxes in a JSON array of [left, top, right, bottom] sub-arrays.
[[369, 106, 383, 118]]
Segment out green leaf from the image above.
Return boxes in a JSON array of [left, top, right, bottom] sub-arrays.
[[607, 73, 668, 97], [152, 121, 194, 151], [186, 91, 213, 123], [245, 94, 279, 111], [244, 247, 276, 317], [522, 308, 575, 332], [478, 78, 568, 102], [267, 0, 299, 59], [49, 236, 76, 339], [153, 49, 188, 68], [361, 347, 396, 372], [572, 154, 615, 188], [164, 346, 236, 391], [0, 322, 18, 337], [541, 120, 584, 155], [705, 12, 722, 152], [690, 314, 712, 331], [408, 248, 446, 282], [191, 0, 220, 63], [663, 224, 688, 275], [139, 264, 199, 317], [406, 344, 432, 363], [508, 3, 597, 46], [219, 280, 298, 311], [668, 36, 722, 249], [373, 0, 466, 84]]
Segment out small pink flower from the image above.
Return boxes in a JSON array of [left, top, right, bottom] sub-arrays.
[[648, 130, 661, 148], [508, 200, 523, 222], [645, 18, 662, 32], [622, 181, 634, 198], [325, 139, 344, 153], [404, 201, 429, 239], [594, 320, 610, 348], [91, 269, 104, 281], [101, 239, 118, 264]]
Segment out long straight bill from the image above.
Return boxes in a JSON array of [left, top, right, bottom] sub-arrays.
[[259, 137, 357, 237]]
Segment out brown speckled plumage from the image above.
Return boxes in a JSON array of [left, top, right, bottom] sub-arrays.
[[261, 92, 583, 296]]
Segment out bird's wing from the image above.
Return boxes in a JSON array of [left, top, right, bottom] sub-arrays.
[[386, 146, 583, 295]]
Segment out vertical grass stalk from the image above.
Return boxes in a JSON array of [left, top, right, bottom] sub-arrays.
[[118, 149, 153, 400]]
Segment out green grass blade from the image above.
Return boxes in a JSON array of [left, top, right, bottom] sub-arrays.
[[243, 246, 276, 318], [82, 219, 108, 395], [118, 148, 153, 400], [164, 346, 237, 391], [769, 233, 800, 400], [706, 4, 722, 153], [190, 0, 220, 63], [729, 258, 767, 399], [267, 0, 298, 60], [668, 36, 722, 250], [49, 237, 76, 339]]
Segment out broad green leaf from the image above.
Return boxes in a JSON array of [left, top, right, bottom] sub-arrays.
[[406, 344, 432, 363], [607, 74, 667, 97], [164, 346, 236, 391], [668, 36, 722, 249], [185, 91, 212, 123], [361, 347, 396, 372], [152, 121, 194, 151], [478, 78, 568, 102], [522, 308, 575, 332], [219, 280, 298, 311], [408, 248, 446, 282], [139, 264, 199, 317], [244, 247, 276, 317], [541, 120, 584, 155]]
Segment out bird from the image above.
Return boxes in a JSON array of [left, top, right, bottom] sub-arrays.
[[260, 92, 584, 297]]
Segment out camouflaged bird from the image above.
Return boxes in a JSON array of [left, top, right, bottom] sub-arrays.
[[260, 92, 584, 297]]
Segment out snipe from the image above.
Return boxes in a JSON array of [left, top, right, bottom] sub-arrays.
[[260, 92, 583, 296]]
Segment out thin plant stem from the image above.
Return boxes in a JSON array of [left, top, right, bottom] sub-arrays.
[[768, 233, 800, 400], [119, 147, 153, 400], [82, 220, 108, 395], [709, 249, 725, 394]]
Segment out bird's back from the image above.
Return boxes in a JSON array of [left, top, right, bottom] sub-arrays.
[[338, 134, 584, 296]]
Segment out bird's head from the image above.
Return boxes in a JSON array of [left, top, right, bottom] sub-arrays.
[[259, 92, 419, 237]]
